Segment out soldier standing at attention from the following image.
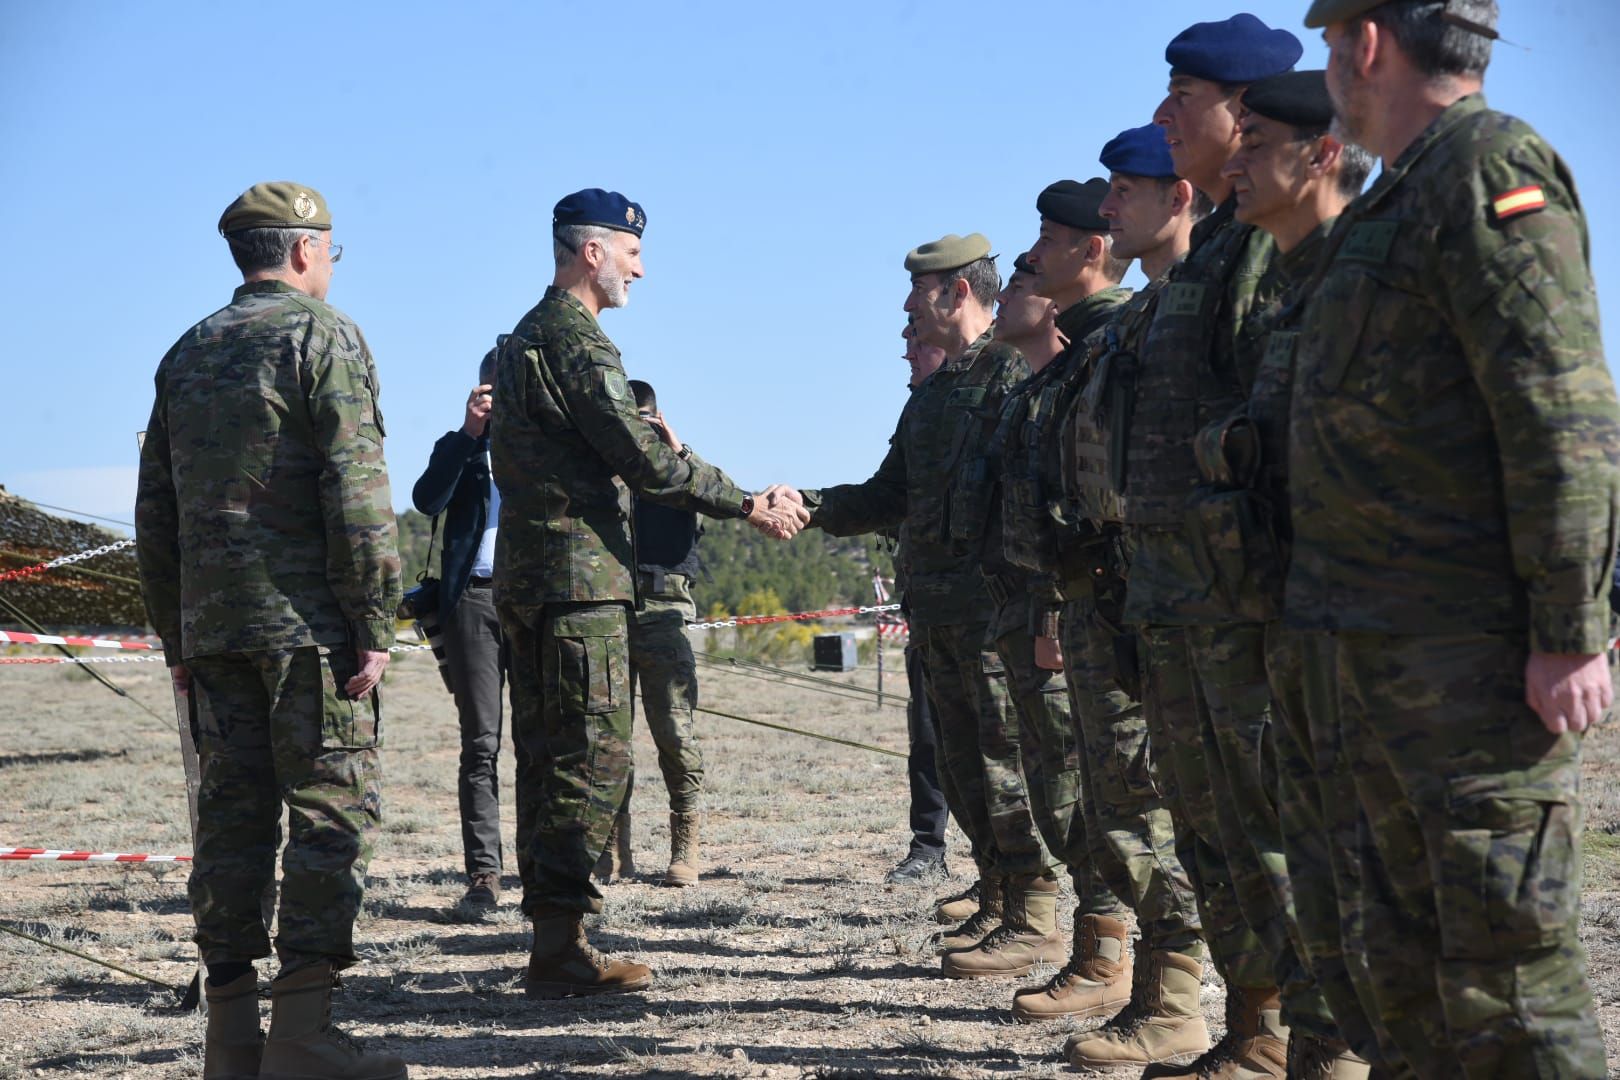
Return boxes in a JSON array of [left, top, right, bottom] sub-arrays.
[[1113, 13, 1305, 1078], [1289, 2, 1616, 1074], [1058, 127, 1213, 1071], [941, 240, 1128, 983], [493, 188, 806, 999], [135, 182, 407, 1080], [787, 235, 1048, 960]]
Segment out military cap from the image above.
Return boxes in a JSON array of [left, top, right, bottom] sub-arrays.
[[1242, 70, 1335, 129], [1036, 179, 1111, 231], [218, 181, 330, 236], [1166, 13, 1302, 83], [1012, 251, 1037, 276], [1100, 124, 1179, 180], [905, 233, 992, 274], [1303, 0, 1499, 37], [553, 187, 646, 236]]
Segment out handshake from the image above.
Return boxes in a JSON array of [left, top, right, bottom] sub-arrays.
[[744, 484, 811, 541]]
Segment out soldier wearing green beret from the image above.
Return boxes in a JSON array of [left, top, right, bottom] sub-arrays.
[[1286, 1, 1613, 1074], [493, 189, 807, 1000], [782, 234, 1052, 965], [136, 181, 406, 1079]]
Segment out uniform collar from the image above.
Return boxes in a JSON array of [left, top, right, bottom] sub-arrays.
[[1279, 219, 1335, 283], [543, 284, 600, 325], [1056, 285, 1130, 341], [232, 279, 307, 301], [1366, 93, 1488, 207]]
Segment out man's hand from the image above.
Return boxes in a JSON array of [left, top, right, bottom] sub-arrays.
[[650, 409, 682, 452], [747, 492, 809, 540], [1035, 636, 1064, 672], [462, 384, 493, 437], [762, 483, 804, 510], [170, 663, 191, 695], [1525, 650, 1612, 734], [347, 649, 391, 700]]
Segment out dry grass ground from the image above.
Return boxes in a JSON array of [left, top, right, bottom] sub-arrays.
[[2, 640, 1618, 1078]]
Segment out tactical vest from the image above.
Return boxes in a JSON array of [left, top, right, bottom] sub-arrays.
[[1061, 288, 1163, 530], [1121, 217, 1270, 527], [1000, 358, 1082, 573], [941, 339, 1025, 554]]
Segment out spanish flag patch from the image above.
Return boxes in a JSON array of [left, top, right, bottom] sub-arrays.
[[1491, 185, 1547, 221]]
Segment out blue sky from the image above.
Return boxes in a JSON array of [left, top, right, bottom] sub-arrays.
[[4, 1, 1617, 530]]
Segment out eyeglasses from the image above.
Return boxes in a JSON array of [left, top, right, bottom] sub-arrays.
[[307, 234, 343, 263]]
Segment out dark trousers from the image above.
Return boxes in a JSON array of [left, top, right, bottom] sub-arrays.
[[444, 584, 508, 878], [905, 643, 948, 859]]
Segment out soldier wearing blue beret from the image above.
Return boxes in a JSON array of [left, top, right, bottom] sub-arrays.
[[493, 189, 806, 999]]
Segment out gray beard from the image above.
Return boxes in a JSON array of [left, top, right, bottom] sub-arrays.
[[597, 263, 629, 308]]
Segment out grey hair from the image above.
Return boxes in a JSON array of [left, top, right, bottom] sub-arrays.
[[1336, 142, 1377, 197], [553, 224, 618, 267], [226, 226, 322, 274], [1363, 0, 1495, 79], [941, 257, 1002, 309]]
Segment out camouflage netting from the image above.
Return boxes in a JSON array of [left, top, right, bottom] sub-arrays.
[[0, 487, 147, 630]]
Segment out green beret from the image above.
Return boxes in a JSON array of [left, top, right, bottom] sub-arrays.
[[1304, 0, 1498, 37], [218, 181, 331, 236], [905, 232, 992, 275]]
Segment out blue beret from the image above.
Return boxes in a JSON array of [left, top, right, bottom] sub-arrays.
[[552, 187, 646, 237], [1100, 124, 1178, 180], [1165, 13, 1302, 84]]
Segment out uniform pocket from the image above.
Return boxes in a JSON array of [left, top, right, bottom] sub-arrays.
[[1436, 777, 1579, 959], [1184, 488, 1284, 623], [319, 648, 381, 749], [552, 609, 625, 717]]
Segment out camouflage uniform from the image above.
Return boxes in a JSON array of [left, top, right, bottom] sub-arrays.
[[493, 286, 749, 916], [1287, 95, 1615, 1076], [628, 568, 702, 814], [1117, 204, 1283, 998], [805, 332, 1047, 881], [1038, 279, 1205, 957], [1190, 221, 1382, 1058], [958, 289, 1133, 913], [135, 280, 401, 971]]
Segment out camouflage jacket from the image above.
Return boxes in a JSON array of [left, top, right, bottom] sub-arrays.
[[987, 287, 1132, 630], [492, 287, 748, 609], [1120, 202, 1282, 627], [135, 280, 401, 659], [1287, 95, 1620, 653], [804, 331, 1028, 629]]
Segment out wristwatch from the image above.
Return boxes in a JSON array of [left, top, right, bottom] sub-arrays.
[[677, 443, 693, 460], [740, 494, 755, 518]]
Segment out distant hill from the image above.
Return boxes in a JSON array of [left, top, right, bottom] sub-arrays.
[[397, 508, 893, 617]]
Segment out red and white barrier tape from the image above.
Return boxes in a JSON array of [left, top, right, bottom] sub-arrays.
[[0, 640, 434, 662], [686, 602, 901, 632], [1, 846, 190, 863], [0, 538, 136, 584], [0, 655, 167, 665], [0, 631, 159, 651]]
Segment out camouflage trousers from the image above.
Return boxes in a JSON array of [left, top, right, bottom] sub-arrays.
[[1310, 630, 1604, 1078], [1265, 625, 1384, 1062], [994, 597, 1118, 911], [1060, 596, 1202, 955], [501, 600, 633, 916], [920, 619, 1049, 879], [1138, 625, 1271, 989], [1185, 622, 1334, 1037], [628, 571, 704, 815], [187, 646, 382, 973]]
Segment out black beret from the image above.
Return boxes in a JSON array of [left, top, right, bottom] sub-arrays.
[[1166, 13, 1302, 83], [1242, 70, 1334, 130], [1036, 178, 1111, 232], [553, 188, 646, 236], [1012, 251, 1037, 276]]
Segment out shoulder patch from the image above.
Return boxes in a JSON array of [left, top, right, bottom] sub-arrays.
[[946, 386, 987, 409], [603, 369, 628, 400], [1491, 185, 1546, 222]]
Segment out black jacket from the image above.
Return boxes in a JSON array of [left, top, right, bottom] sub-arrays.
[[411, 430, 492, 615]]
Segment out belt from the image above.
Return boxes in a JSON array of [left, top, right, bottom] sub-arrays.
[[467, 575, 494, 588]]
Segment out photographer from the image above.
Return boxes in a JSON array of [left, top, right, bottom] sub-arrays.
[[411, 345, 511, 909]]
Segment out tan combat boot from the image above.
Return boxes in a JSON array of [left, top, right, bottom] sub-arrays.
[[942, 873, 1067, 979], [524, 908, 653, 999], [591, 811, 634, 883], [1011, 911, 1132, 1021], [1286, 1033, 1371, 1080], [933, 877, 985, 924], [203, 970, 263, 1080], [664, 811, 700, 887], [1065, 944, 1210, 1069], [259, 962, 407, 1080], [1145, 985, 1288, 1079], [933, 876, 1005, 953]]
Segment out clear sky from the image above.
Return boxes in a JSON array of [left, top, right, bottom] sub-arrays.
[[4, 1, 1617, 530]]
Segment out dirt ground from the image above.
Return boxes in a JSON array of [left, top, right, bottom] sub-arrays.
[[2, 639, 1618, 1079]]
